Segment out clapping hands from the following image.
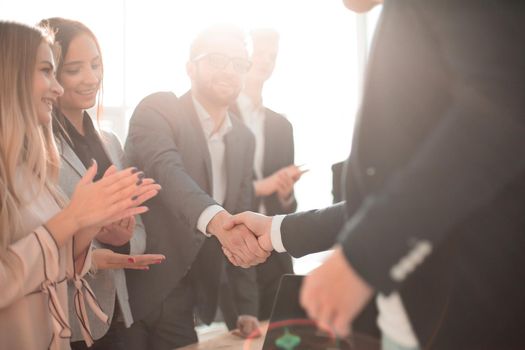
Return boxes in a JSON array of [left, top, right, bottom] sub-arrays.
[[254, 164, 307, 201]]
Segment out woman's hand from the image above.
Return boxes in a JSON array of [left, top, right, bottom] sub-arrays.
[[97, 216, 136, 247], [91, 248, 166, 270], [46, 161, 160, 251], [66, 161, 161, 231]]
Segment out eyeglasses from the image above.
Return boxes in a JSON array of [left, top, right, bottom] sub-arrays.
[[192, 52, 252, 74]]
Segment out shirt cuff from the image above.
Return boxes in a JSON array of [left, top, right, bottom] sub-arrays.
[[270, 215, 287, 253], [197, 205, 225, 237]]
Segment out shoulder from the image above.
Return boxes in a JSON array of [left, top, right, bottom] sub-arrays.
[[137, 91, 179, 108], [99, 129, 122, 150], [265, 107, 292, 130], [131, 91, 180, 122]]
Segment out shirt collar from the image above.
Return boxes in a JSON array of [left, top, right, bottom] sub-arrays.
[[192, 94, 233, 140], [62, 111, 98, 141]]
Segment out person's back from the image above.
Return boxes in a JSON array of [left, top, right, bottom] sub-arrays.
[[340, 0, 525, 347]]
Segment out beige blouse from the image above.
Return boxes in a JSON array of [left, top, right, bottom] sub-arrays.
[[0, 172, 104, 350]]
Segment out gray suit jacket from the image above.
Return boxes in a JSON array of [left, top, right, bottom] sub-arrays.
[[57, 129, 146, 341], [125, 91, 258, 324]]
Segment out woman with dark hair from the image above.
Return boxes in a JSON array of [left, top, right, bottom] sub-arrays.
[[0, 21, 160, 350], [39, 18, 165, 350]]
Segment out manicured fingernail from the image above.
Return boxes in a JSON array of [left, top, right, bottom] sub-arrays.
[[131, 195, 138, 201], [91, 158, 97, 166], [136, 179, 143, 186], [128, 257, 135, 263], [141, 266, 149, 270], [137, 172, 145, 179], [131, 167, 139, 174], [154, 260, 163, 264]]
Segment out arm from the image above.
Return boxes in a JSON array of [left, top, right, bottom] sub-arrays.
[[125, 102, 216, 232], [265, 120, 298, 214], [339, 93, 525, 294], [281, 202, 347, 257], [0, 227, 61, 309], [126, 101, 267, 264]]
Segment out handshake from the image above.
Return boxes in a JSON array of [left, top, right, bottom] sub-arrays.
[[207, 210, 274, 268]]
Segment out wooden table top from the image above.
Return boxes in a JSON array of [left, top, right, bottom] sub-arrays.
[[176, 321, 380, 350], [176, 322, 268, 350]]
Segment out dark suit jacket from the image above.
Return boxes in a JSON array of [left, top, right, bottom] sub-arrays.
[[232, 105, 298, 216], [124, 91, 258, 324], [230, 104, 296, 319], [280, 1, 525, 348]]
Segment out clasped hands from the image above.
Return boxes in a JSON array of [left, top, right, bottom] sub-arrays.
[[207, 211, 273, 268]]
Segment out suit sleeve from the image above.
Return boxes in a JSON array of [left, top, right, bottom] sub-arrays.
[[339, 92, 525, 294], [280, 201, 347, 258], [125, 101, 216, 233], [265, 119, 297, 214]]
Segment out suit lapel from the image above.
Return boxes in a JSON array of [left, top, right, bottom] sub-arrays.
[[181, 92, 214, 192], [59, 139, 86, 178], [262, 109, 273, 178], [101, 132, 121, 169]]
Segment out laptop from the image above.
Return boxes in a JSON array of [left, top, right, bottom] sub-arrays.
[[261, 274, 379, 350]]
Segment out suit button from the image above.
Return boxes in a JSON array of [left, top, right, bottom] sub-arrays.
[[366, 167, 376, 176]]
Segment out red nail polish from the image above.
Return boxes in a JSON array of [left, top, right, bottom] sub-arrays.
[[128, 257, 135, 263]]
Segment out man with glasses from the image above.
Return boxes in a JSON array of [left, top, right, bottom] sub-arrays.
[[123, 25, 269, 350]]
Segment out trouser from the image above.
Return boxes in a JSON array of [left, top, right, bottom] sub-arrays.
[[123, 278, 197, 350]]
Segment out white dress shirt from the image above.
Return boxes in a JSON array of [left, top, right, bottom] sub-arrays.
[[192, 95, 233, 236], [270, 216, 420, 347]]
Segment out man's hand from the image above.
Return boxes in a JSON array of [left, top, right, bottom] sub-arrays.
[[254, 164, 307, 199], [221, 211, 273, 266], [207, 211, 269, 268], [91, 248, 165, 270], [96, 216, 136, 246], [232, 315, 261, 338], [299, 246, 374, 337]]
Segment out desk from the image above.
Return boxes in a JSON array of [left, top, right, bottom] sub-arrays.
[[177, 322, 268, 350], [177, 321, 380, 350]]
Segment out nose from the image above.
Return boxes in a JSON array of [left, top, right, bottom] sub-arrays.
[[51, 75, 64, 97], [222, 60, 238, 75], [83, 67, 101, 85]]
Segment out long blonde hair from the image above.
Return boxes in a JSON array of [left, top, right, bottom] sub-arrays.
[[0, 21, 62, 256]]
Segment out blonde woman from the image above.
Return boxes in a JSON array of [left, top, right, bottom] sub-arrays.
[[0, 21, 160, 350]]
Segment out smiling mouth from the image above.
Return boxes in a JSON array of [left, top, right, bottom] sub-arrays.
[[216, 81, 236, 89], [76, 89, 98, 96], [42, 97, 54, 109]]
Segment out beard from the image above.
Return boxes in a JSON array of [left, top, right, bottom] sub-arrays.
[[193, 70, 242, 107]]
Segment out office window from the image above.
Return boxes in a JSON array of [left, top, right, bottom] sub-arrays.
[[1, 0, 381, 272]]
